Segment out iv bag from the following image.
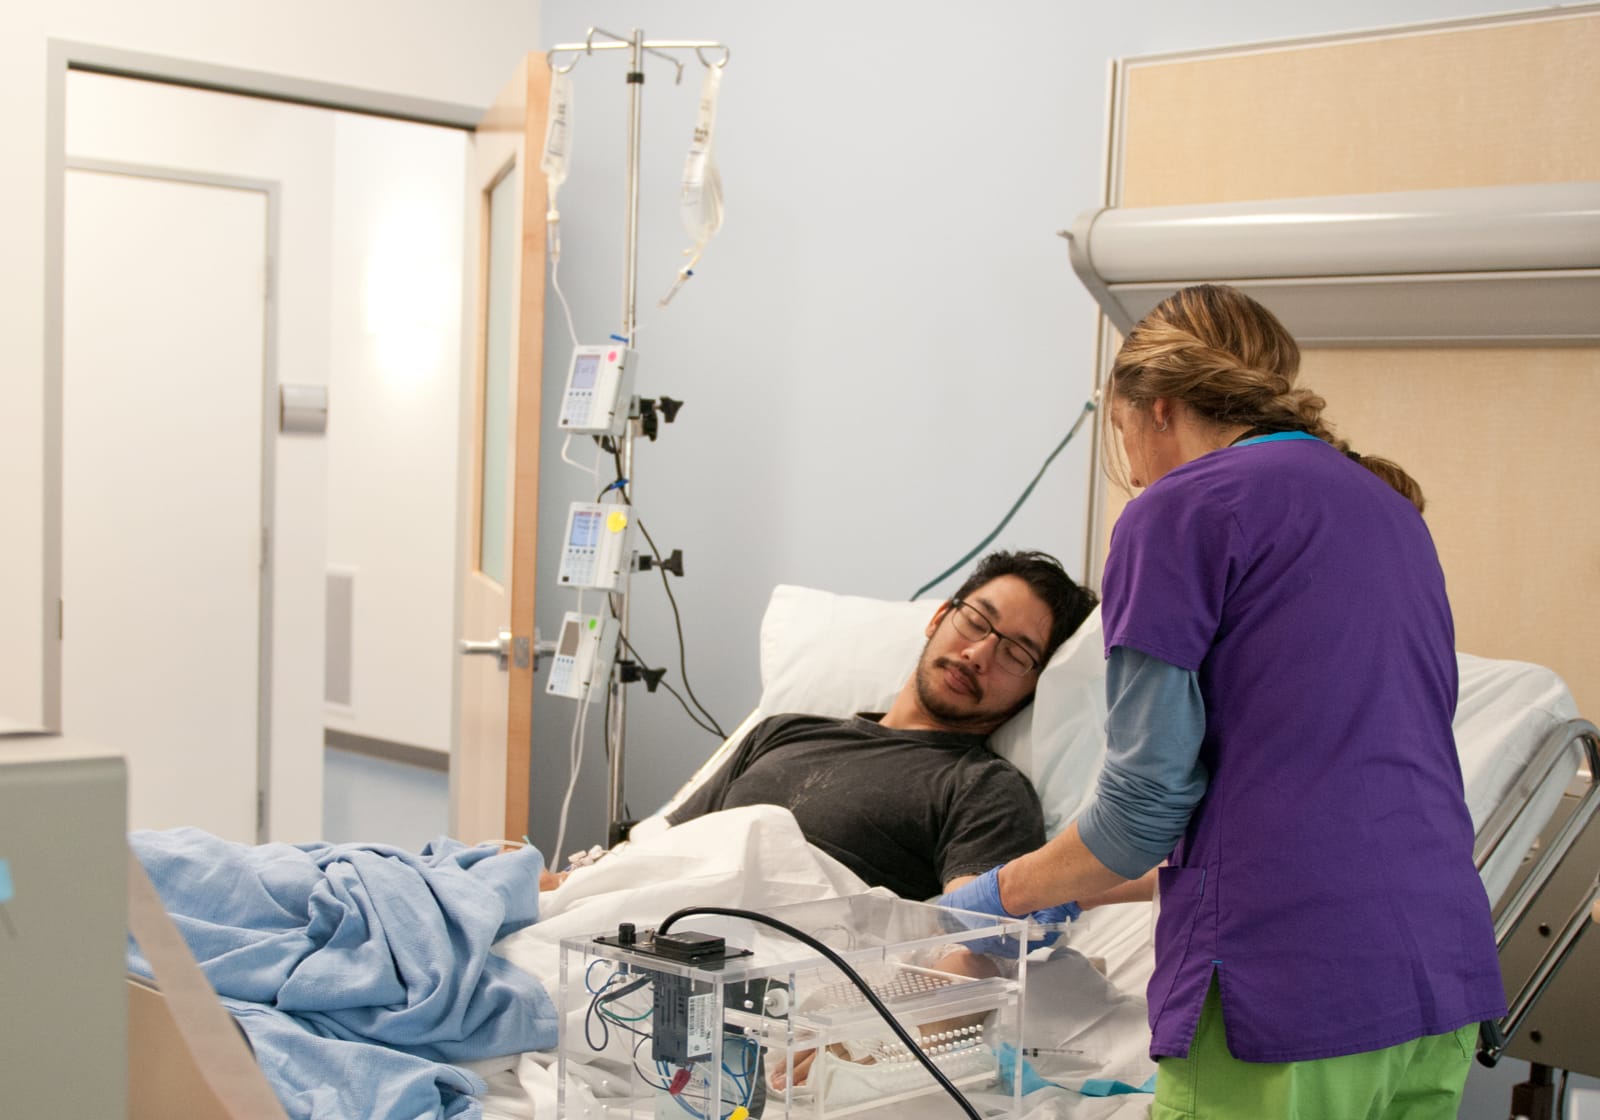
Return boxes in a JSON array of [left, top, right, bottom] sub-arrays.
[[679, 64, 724, 249], [541, 69, 575, 200], [660, 63, 725, 306]]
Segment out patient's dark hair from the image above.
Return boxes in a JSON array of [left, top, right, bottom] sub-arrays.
[[950, 550, 1098, 664]]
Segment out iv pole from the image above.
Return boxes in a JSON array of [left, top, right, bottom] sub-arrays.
[[546, 28, 730, 847]]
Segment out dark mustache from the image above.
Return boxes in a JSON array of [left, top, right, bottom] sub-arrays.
[[934, 657, 981, 698]]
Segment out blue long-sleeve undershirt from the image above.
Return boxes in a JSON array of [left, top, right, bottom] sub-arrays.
[[1077, 645, 1209, 880]]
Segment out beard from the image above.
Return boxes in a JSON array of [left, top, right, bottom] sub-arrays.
[[913, 653, 999, 732]]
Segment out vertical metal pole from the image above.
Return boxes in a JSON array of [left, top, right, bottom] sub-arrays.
[[607, 29, 645, 843], [622, 29, 644, 342]]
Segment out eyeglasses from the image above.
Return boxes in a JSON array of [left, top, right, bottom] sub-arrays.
[[947, 600, 1042, 676]]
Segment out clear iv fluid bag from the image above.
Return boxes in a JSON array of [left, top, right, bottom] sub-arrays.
[[542, 69, 575, 198], [680, 64, 724, 247]]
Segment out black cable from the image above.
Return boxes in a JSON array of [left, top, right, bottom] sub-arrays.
[[584, 985, 611, 1051], [617, 631, 724, 739], [586, 974, 653, 1052], [632, 1035, 674, 1092], [601, 454, 729, 739], [632, 515, 728, 739], [656, 906, 983, 1120], [604, 591, 721, 738], [910, 398, 1097, 601]]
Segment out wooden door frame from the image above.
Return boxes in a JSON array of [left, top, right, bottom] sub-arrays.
[[454, 58, 549, 844]]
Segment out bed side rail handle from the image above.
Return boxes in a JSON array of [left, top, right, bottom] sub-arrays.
[[1478, 873, 1600, 1067], [1475, 718, 1598, 875], [1489, 721, 1600, 948]]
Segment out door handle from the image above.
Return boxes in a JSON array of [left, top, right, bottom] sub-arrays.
[[460, 630, 514, 672], [458, 631, 551, 672]]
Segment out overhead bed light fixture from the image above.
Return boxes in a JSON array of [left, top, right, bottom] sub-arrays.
[[1062, 181, 1600, 344]]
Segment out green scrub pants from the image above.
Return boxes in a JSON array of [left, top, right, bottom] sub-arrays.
[[1151, 980, 1477, 1120]]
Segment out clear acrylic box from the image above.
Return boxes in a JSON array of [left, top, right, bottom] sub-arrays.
[[556, 892, 1034, 1120]]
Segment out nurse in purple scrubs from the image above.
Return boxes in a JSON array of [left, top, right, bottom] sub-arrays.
[[939, 284, 1505, 1117]]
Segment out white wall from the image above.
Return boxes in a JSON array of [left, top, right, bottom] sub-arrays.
[[0, 0, 537, 730]]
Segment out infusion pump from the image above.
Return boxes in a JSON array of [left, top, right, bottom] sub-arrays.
[[558, 501, 632, 591], [558, 344, 637, 437], [546, 611, 616, 702]]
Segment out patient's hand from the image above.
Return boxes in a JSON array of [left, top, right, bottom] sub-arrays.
[[769, 1044, 833, 1090], [768, 948, 998, 1090], [539, 868, 569, 891]]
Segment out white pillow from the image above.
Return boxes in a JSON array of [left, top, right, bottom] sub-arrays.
[[757, 585, 1108, 836], [757, 586, 937, 717]]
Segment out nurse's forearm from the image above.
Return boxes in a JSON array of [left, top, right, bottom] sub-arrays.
[[996, 823, 1129, 914], [1078, 869, 1157, 909]]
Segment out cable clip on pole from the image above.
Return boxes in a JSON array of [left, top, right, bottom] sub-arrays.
[[636, 396, 684, 441], [636, 549, 684, 577]]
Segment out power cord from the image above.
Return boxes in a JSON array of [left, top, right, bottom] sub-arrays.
[[615, 628, 724, 739], [632, 515, 728, 739], [657, 906, 984, 1120], [604, 452, 729, 739], [910, 397, 1097, 601]]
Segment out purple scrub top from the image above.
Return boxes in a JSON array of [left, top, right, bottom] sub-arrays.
[[1102, 434, 1505, 1063]]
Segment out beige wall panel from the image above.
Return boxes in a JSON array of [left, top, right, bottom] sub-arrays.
[[1120, 13, 1600, 207], [1305, 347, 1600, 715], [1096, 347, 1600, 714], [1102, 9, 1600, 712]]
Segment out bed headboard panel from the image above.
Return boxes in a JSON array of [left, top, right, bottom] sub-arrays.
[[1088, 6, 1600, 716]]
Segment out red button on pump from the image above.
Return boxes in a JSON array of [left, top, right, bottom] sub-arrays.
[[607, 350, 618, 363]]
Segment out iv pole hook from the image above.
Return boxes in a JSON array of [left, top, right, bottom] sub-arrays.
[[695, 45, 732, 69]]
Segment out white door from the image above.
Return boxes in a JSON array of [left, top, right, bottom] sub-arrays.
[[62, 168, 267, 842], [452, 58, 549, 845]]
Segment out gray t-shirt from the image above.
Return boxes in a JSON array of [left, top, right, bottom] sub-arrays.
[[666, 713, 1046, 899]]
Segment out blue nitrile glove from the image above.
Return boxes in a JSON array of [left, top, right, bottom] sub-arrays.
[[933, 866, 1080, 955]]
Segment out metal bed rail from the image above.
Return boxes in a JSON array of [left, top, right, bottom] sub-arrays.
[[1472, 718, 1600, 1066]]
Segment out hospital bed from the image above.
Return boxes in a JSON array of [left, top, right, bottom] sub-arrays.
[[474, 585, 1595, 1120], [129, 584, 1596, 1120]]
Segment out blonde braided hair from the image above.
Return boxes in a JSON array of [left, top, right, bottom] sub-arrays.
[[1104, 284, 1424, 511]]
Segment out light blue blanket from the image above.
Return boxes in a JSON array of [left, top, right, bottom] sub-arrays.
[[129, 828, 558, 1120]]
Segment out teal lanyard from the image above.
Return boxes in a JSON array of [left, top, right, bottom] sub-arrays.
[[1231, 431, 1320, 448]]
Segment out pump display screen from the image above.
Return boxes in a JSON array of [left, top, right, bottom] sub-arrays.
[[568, 510, 602, 549], [558, 622, 581, 657], [570, 352, 600, 390]]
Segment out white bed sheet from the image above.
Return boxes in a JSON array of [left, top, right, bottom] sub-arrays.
[[484, 806, 1156, 1120]]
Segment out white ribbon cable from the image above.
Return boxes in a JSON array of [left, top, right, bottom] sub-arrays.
[[661, 64, 724, 306]]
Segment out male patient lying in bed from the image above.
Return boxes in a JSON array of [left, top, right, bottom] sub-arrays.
[[664, 550, 1097, 900]]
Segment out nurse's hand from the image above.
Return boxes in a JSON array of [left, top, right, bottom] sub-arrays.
[[933, 866, 1079, 953]]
